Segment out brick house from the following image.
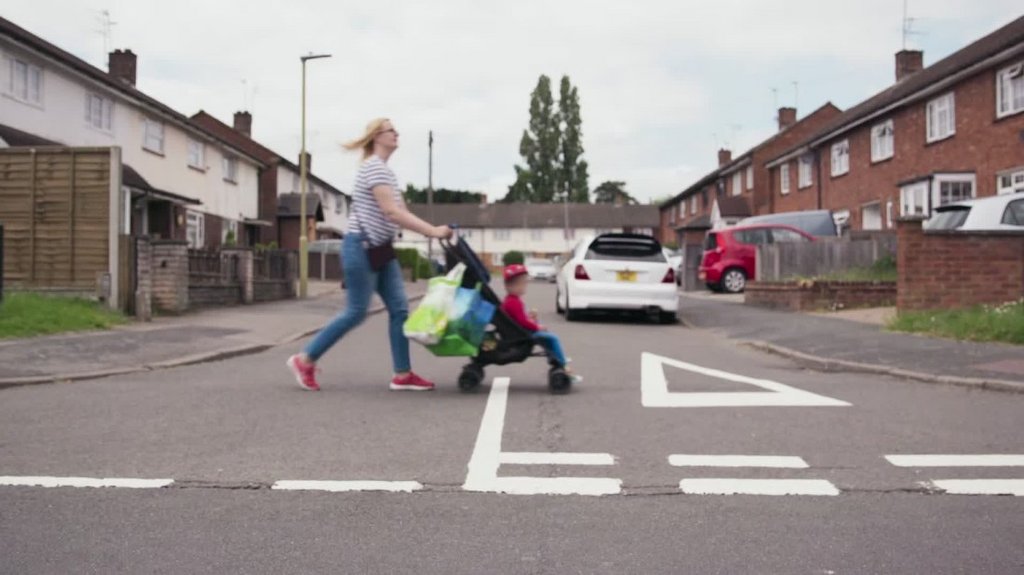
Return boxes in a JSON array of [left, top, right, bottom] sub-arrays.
[[191, 111, 349, 250], [659, 104, 843, 248], [765, 15, 1024, 232]]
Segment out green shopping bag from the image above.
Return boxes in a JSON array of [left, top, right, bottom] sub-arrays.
[[426, 285, 496, 357], [404, 263, 465, 345]]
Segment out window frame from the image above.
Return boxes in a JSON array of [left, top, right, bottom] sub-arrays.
[[933, 173, 976, 208], [186, 211, 205, 249], [732, 171, 743, 197], [900, 181, 930, 217], [780, 164, 791, 195], [493, 229, 511, 241], [85, 92, 113, 132], [8, 56, 43, 106], [870, 119, 895, 163], [830, 140, 849, 177], [861, 201, 883, 231], [221, 155, 239, 184], [996, 168, 1024, 195], [926, 92, 956, 143], [996, 62, 1024, 119], [690, 195, 697, 215], [187, 138, 206, 171], [797, 154, 813, 189], [745, 166, 753, 189], [143, 118, 165, 154]]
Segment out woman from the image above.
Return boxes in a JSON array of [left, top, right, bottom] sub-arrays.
[[287, 118, 453, 392]]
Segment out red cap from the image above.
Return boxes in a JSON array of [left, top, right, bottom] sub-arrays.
[[503, 264, 528, 281]]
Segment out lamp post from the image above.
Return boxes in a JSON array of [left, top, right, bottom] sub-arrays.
[[427, 130, 434, 268], [299, 52, 332, 299]]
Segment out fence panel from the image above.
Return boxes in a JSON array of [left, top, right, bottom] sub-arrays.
[[756, 235, 897, 282], [188, 249, 239, 285], [254, 250, 290, 281]]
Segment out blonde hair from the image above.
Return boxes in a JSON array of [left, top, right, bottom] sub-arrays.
[[343, 117, 391, 159]]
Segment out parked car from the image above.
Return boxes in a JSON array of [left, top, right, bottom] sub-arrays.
[[926, 193, 1024, 231], [663, 247, 684, 286], [556, 233, 678, 323], [699, 224, 815, 293], [739, 209, 839, 237], [525, 258, 558, 282]]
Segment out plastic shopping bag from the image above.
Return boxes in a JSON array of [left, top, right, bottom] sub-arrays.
[[403, 263, 465, 345], [427, 285, 496, 357]]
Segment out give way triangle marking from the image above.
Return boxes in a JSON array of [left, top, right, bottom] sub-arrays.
[[641, 352, 851, 408]]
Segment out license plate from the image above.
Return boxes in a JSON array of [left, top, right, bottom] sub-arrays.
[[616, 271, 637, 282]]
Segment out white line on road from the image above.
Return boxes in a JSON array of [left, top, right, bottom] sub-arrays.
[[641, 352, 851, 408], [668, 455, 809, 468], [929, 479, 1024, 496], [885, 454, 1024, 467], [679, 478, 840, 496], [0, 476, 173, 489], [499, 452, 616, 466], [271, 480, 422, 493]]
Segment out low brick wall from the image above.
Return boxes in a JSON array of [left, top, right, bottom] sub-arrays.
[[897, 217, 1024, 311], [254, 280, 294, 303], [189, 284, 242, 309], [745, 280, 897, 312], [151, 240, 189, 313]]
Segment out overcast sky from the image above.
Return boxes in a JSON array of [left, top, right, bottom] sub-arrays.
[[6, 1, 1022, 202]]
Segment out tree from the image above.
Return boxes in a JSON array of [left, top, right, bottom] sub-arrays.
[[518, 75, 561, 203], [403, 184, 484, 204], [557, 76, 589, 203], [593, 181, 638, 205]]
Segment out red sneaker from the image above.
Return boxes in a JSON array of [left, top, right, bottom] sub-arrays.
[[389, 372, 435, 392], [286, 355, 321, 391]]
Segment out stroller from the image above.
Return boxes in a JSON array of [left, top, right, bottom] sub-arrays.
[[439, 236, 574, 394]]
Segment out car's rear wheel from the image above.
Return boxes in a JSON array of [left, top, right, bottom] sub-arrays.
[[555, 289, 565, 315], [659, 312, 678, 324], [565, 293, 582, 321], [722, 268, 747, 294]]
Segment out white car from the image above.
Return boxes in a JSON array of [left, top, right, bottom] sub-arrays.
[[556, 234, 679, 323], [525, 258, 558, 282], [926, 193, 1024, 231], [663, 247, 683, 286]]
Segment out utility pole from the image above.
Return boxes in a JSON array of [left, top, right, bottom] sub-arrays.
[[298, 53, 331, 299], [428, 130, 434, 267]]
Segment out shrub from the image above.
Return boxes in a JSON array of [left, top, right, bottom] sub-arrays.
[[503, 251, 525, 266]]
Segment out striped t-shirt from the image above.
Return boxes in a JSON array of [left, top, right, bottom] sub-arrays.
[[348, 156, 402, 246]]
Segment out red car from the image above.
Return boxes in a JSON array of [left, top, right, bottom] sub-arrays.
[[698, 224, 815, 293]]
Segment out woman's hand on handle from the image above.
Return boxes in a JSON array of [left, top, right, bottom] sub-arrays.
[[431, 225, 454, 240]]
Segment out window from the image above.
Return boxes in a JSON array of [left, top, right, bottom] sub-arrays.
[[871, 120, 894, 162], [997, 169, 1024, 195], [669, 205, 677, 225], [831, 140, 849, 177], [530, 229, 543, 241], [491, 253, 504, 266], [143, 119, 164, 154], [85, 93, 113, 131], [997, 62, 1024, 118], [833, 210, 851, 234], [1001, 198, 1024, 226], [862, 202, 882, 231], [690, 196, 697, 215], [186, 211, 205, 248], [732, 172, 742, 196], [780, 164, 791, 195], [8, 57, 42, 104], [734, 229, 770, 245], [926, 92, 955, 143], [900, 182, 930, 216], [334, 196, 343, 215], [886, 200, 894, 228], [746, 166, 753, 189], [798, 154, 813, 188], [187, 138, 205, 170], [935, 174, 975, 207], [223, 220, 239, 244], [771, 228, 808, 243], [222, 155, 238, 183], [563, 228, 576, 240]]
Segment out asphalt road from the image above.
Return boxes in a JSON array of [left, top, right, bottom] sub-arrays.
[[1, 284, 1022, 574]]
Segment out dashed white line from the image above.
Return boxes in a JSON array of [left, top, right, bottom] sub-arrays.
[[885, 454, 1024, 467], [929, 479, 1024, 496], [679, 478, 840, 496], [669, 455, 809, 468], [271, 480, 422, 493], [499, 452, 615, 466], [0, 476, 173, 489]]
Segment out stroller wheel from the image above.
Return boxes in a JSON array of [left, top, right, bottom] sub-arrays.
[[548, 367, 572, 394], [458, 364, 484, 392]]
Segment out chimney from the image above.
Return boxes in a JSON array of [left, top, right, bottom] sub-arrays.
[[777, 107, 797, 131], [298, 151, 312, 173], [895, 50, 924, 82], [108, 49, 137, 86], [718, 149, 732, 167], [233, 111, 252, 137]]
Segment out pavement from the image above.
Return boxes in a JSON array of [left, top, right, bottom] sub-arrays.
[[678, 291, 1024, 391], [0, 280, 427, 387], [0, 283, 1021, 574]]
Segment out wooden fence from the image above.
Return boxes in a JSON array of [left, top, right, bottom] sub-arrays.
[[755, 235, 897, 282], [0, 147, 120, 301], [188, 249, 240, 285]]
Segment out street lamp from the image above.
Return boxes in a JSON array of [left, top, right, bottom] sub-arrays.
[[299, 52, 332, 299]]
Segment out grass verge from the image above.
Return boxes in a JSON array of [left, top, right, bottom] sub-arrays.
[[0, 293, 126, 339], [888, 299, 1024, 345]]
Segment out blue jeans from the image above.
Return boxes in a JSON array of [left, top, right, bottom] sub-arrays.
[[534, 331, 568, 367], [304, 233, 411, 372]]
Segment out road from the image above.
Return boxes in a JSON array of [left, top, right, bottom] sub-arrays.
[[1, 284, 1022, 574]]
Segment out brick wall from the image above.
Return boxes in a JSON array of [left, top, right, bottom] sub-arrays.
[[746, 280, 897, 311], [897, 217, 1024, 311], [254, 280, 293, 302], [151, 240, 189, 313], [188, 285, 241, 309], [134, 237, 153, 321]]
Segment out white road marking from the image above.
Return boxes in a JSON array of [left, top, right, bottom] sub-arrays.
[[271, 480, 422, 493], [929, 479, 1024, 496], [668, 455, 809, 468], [679, 478, 840, 496], [0, 476, 173, 489], [641, 352, 850, 408], [462, 377, 622, 496], [885, 454, 1024, 467], [499, 452, 615, 466]]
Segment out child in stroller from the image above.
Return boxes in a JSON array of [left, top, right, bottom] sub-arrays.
[[442, 237, 577, 394]]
